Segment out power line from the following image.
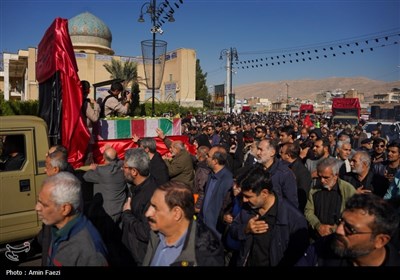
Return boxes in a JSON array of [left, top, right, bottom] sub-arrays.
[[236, 32, 399, 70], [239, 28, 399, 55]]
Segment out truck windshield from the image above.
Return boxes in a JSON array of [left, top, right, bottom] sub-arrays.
[[332, 118, 359, 125]]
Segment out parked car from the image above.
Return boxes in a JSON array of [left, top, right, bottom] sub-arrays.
[[363, 121, 400, 140]]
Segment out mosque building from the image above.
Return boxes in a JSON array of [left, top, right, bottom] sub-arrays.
[[1, 12, 200, 107]]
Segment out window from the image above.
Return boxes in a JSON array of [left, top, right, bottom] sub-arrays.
[[0, 134, 26, 171]]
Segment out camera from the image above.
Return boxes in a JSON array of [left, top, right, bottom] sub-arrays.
[[121, 90, 130, 99]]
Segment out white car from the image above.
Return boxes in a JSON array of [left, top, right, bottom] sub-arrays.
[[363, 121, 400, 140]]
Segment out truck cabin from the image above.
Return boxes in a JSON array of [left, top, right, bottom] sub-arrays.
[[299, 104, 314, 118]]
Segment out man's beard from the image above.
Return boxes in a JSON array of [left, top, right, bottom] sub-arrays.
[[331, 235, 373, 259], [125, 175, 134, 184], [351, 165, 362, 174]]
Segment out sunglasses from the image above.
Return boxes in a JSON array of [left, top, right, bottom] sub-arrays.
[[336, 218, 373, 236], [374, 144, 385, 148]]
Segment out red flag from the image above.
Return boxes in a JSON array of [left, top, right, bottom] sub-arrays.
[[37, 18, 90, 168], [303, 114, 314, 128]]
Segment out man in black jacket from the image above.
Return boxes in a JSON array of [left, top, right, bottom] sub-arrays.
[[134, 136, 169, 186], [143, 181, 224, 266], [297, 194, 400, 266], [280, 142, 311, 212], [121, 148, 158, 266]]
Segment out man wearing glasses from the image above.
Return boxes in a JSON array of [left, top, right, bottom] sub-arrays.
[[254, 125, 267, 141], [206, 125, 220, 147], [297, 194, 400, 266], [371, 138, 387, 164]]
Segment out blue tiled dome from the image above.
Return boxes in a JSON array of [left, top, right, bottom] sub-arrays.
[[68, 12, 114, 55]]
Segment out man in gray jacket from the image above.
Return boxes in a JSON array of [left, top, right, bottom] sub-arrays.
[[305, 158, 355, 240], [83, 147, 126, 223], [83, 147, 128, 266], [36, 172, 108, 266]]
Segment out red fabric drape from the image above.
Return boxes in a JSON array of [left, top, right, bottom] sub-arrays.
[[37, 18, 90, 168], [93, 135, 196, 164]]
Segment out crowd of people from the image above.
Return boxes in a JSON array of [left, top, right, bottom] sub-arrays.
[[6, 80, 398, 267], [23, 108, 400, 267]]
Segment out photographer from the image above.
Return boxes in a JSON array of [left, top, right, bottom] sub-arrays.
[[120, 90, 132, 104], [100, 81, 132, 117]]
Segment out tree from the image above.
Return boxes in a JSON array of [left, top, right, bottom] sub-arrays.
[[195, 59, 211, 109], [103, 58, 145, 91]]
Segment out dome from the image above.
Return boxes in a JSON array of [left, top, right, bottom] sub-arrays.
[[68, 12, 114, 55]]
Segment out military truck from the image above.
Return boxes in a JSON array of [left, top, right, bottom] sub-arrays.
[[0, 116, 49, 246], [331, 97, 361, 127]]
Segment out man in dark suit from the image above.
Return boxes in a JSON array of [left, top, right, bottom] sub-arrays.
[[280, 142, 311, 212], [135, 136, 169, 186], [199, 145, 233, 239]]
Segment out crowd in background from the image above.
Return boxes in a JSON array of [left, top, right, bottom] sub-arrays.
[[29, 109, 400, 267]]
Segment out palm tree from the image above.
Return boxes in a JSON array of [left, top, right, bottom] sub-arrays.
[[103, 58, 142, 90]]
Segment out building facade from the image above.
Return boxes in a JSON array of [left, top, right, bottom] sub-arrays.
[[0, 12, 199, 107]]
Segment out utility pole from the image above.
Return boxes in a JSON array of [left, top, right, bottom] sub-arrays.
[[220, 48, 238, 113], [286, 83, 289, 112]]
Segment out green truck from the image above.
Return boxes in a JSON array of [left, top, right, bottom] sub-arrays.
[[0, 115, 49, 246]]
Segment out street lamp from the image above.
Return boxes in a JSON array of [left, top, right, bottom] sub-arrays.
[[220, 48, 239, 113], [138, 0, 177, 116]]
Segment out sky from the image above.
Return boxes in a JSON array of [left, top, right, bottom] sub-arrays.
[[1, 0, 399, 90]]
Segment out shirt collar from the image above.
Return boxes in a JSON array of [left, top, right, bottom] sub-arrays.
[[51, 213, 80, 240], [158, 229, 188, 248]]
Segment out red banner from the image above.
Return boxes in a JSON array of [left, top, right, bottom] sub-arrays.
[[332, 98, 360, 108], [37, 18, 90, 168]]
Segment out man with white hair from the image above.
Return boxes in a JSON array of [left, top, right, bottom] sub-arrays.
[[156, 128, 194, 189], [342, 151, 375, 194], [83, 147, 126, 223], [256, 139, 299, 208], [335, 140, 352, 177], [305, 158, 355, 240], [35, 172, 108, 266]]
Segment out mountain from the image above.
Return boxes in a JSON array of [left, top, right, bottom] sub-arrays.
[[234, 77, 400, 102]]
